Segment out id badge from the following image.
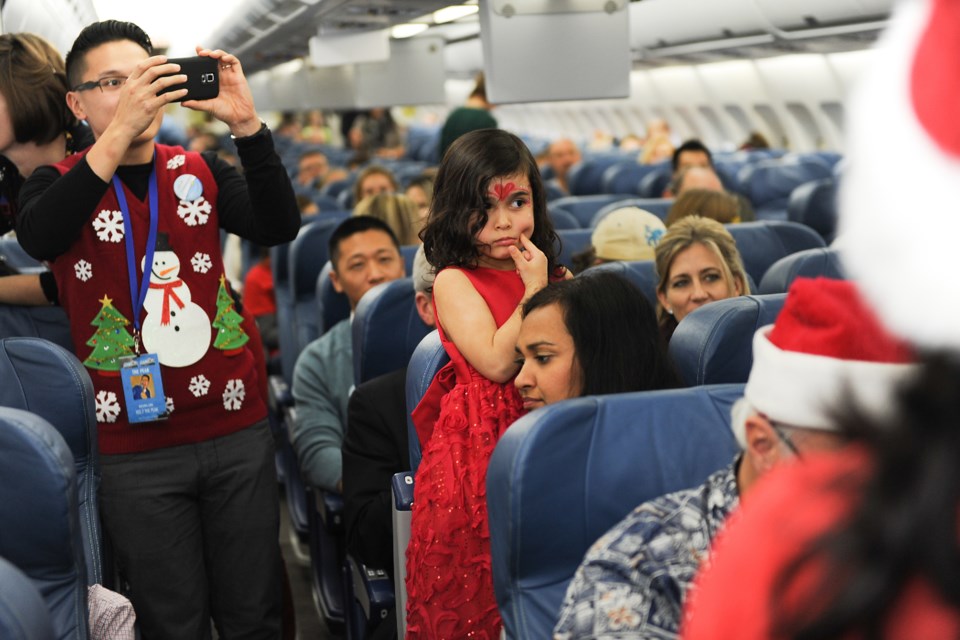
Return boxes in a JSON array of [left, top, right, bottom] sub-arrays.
[[120, 354, 168, 423]]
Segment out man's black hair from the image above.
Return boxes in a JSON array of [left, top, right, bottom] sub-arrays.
[[66, 20, 153, 89], [671, 139, 713, 172], [328, 215, 401, 271]]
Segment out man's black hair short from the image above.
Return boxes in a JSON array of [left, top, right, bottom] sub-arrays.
[[671, 139, 713, 172], [66, 20, 153, 89], [328, 215, 401, 270]]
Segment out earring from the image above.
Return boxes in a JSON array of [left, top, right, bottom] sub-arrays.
[[666, 308, 674, 315]]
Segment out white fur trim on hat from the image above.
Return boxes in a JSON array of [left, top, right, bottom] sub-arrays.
[[730, 326, 918, 448], [840, 0, 960, 349]]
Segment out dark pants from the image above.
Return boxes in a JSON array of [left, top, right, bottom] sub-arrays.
[[99, 420, 282, 640]]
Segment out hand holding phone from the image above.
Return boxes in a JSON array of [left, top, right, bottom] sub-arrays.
[[159, 57, 219, 102]]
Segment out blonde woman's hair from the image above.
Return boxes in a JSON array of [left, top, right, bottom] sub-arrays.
[[654, 215, 750, 330], [353, 193, 423, 245]]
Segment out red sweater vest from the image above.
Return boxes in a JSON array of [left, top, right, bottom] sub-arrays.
[[51, 145, 266, 454]]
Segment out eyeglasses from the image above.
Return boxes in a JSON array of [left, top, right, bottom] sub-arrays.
[[769, 420, 802, 458], [72, 76, 127, 93]]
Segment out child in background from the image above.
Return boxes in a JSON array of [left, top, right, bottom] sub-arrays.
[[406, 129, 567, 638]]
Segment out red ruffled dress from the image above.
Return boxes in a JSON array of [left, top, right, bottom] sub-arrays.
[[405, 266, 526, 639]]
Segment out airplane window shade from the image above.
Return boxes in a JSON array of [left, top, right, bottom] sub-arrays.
[[753, 105, 787, 148], [820, 101, 846, 138], [724, 105, 753, 139], [698, 106, 731, 145], [785, 102, 823, 150]]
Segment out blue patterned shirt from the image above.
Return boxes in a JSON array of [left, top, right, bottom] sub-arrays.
[[553, 458, 740, 639]]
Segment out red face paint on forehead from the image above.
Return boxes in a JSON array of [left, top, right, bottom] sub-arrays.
[[489, 179, 528, 203]]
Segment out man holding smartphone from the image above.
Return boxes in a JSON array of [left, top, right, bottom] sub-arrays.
[[17, 20, 299, 639]]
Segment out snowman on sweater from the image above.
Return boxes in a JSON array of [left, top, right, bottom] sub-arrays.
[[141, 233, 211, 367]]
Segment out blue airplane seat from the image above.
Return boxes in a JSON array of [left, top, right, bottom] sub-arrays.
[[313, 194, 343, 213], [548, 206, 579, 230], [289, 217, 342, 351], [0, 406, 89, 640], [787, 177, 839, 244], [544, 181, 567, 203], [578, 260, 659, 306], [352, 278, 431, 387], [669, 294, 787, 386], [307, 485, 345, 629], [726, 220, 826, 286], [0, 304, 73, 351], [567, 156, 628, 196], [637, 163, 672, 198], [0, 337, 103, 587], [600, 162, 657, 196], [554, 228, 593, 272], [758, 247, 846, 295], [487, 385, 743, 639], [590, 197, 674, 226], [0, 556, 55, 640], [320, 177, 354, 200], [316, 262, 351, 338], [404, 330, 448, 476], [549, 194, 635, 228], [738, 157, 833, 220]]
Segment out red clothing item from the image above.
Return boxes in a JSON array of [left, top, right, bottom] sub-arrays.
[[682, 447, 960, 640], [242, 259, 276, 316], [406, 267, 526, 640], [50, 146, 265, 454]]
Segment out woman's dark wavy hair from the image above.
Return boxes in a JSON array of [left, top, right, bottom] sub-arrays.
[[421, 128, 560, 272], [0, 34, 73, 146], [521, 272, 680, 395], [771, 350, 960, 640]]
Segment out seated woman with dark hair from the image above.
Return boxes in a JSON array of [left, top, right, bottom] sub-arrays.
[[514, 272, 680, 409]]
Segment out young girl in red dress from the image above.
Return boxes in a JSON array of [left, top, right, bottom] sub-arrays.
[[406, 129, 566, 638]]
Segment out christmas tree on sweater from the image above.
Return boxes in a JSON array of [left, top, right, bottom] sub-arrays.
[[213, 275, 249, 356], [84, 295, 136, 375]]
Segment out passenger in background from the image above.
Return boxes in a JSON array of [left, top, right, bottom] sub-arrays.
[[295, 149, 329, 191], [291, 216, 406, 493], [406, 128, 566, 638], [545, 138, 582, 196], [0, 32, 89, 306], [514, 272, 679, 410], [617, 133, 644, 152], [301, 109, 333, 145], [739, 130, 771, 150], [341, 246, 436, 634], [554, 278, 913, 640], [295, 193, 319, 218], [438, 71, 497, 160], [655, 216, 749, 341], [352, 164, 398, 207], [669, 165, 723, 196], [353, 193, 423, 245], [354, 107, 404, 160], [242, 246, 278, 361], [666, 189, 743, 226], [639, 118, 675, 164], [404, 174, 434, 221], [570, 207, 665, 274], [663, 139, 713, 196]]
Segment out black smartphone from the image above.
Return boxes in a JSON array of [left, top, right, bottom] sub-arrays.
[[159, 56, 219, 102]]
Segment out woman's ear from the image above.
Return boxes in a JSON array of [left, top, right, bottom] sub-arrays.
[[656, 289, 670, 314]]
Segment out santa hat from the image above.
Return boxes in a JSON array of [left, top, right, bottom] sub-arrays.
[[840, 0, 960, 349], [731, 278, 917, 448]]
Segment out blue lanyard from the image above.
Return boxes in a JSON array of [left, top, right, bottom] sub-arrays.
[[112, 159, 159, 340]]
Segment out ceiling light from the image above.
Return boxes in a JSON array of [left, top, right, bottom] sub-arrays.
[[433, 4, 479, 24], [391, 23, 430, 39]]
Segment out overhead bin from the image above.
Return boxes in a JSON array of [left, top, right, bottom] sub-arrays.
[[1, 0, 97, 53]]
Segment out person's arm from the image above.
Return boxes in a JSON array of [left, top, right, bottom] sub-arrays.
[[432, 235, 548, 383], [290, 333, 349, 492], [184, 47, 299, 246], [342, 371, 408, 572], [16, 162, 112, 260], [0, 274, 51, 306], [206, 132, 300, 245]]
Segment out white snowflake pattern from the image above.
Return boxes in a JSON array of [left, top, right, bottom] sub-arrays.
[[74, 260, 92, 282], [189, 375, 210, 397], [191, 252, 213, 274], [166, 154, 186, 170], [222, 379, 245, 411], [95, 390, 121, 423], [92, 210, 124, 243], [177, 197, 211, 227], [165, 396, 175, 414]]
